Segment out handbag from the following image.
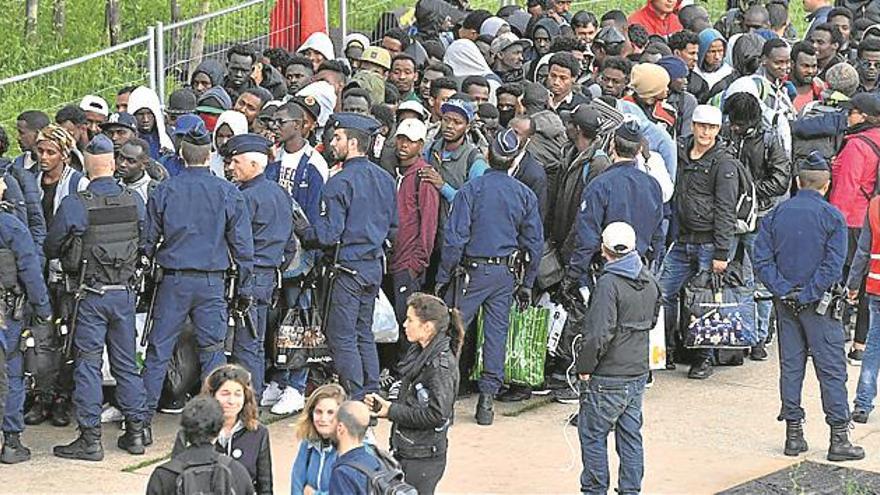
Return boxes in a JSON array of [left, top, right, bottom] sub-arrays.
[[470, 305, 551, 387], [273, 288, 331, 370], [682, 269, 757, 349], [536, 241, 565, 291]]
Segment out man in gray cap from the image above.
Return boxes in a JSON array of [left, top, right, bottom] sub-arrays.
[[491, 33, 532, 83], [46, 134, 149, 460]]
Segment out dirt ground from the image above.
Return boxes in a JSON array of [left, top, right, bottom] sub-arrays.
[[6, 346, 880, 494]]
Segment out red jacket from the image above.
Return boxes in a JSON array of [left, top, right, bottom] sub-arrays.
[[627, 1, 683, 36], [390, 158, 440, 276], [830, 126, 880, 228]]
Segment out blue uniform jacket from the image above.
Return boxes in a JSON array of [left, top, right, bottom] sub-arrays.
[[239, 173, 296, 269], [301, 156, 398, 264], [144, 167, 254, 287], [792, 109, 847, 139], [437, 168, 544, 288], [754, 189, 847, 304], [1, 171, 28, 225], [2, 158, 46, 250], [328, 446, 381, 495], [515, 151, 549, 222], [159, 153, 185, 177], [0, 211, 51, 326], [567, 161, 664, 282]]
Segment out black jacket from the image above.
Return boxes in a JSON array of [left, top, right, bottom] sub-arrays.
[[576, 257, 661, 376], [551, 143, 611, 262], [724, 127, 791, 214], [147, 445, 255, 495], [388, 333, 459, 460], [675, 137, 739, 261], [172, 424, 272, 495]]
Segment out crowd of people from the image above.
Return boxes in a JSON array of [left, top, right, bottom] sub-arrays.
[[5, 0, 880, 492]]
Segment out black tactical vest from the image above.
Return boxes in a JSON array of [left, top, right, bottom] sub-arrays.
[[0, 247, 18, 291], [78, 190, 140, 286]]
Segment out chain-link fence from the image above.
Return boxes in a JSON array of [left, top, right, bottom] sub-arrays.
[[0, 31, 155, 149]]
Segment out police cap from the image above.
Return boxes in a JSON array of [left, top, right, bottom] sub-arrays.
[[225, 133, 272, 156], [181, 124, 211, 146], [84, 133, 114, 155], [799, 151, 829, 172], [332, 112, 381, 134]]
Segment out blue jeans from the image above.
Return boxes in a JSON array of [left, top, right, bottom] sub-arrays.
[[270, 281, 310, 393], [742, 221, 772, 343], [855, 296, 880, 412], [578, 374, 648, 495]]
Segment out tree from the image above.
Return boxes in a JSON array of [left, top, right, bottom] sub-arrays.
[[25, 0, 38, 38], [53, 0, 66, 36], [188, 0, 211, 79], [107, 0, 121, 45]]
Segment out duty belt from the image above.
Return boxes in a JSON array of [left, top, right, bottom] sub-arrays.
[[164, 269, 225, 276], [464, 256, 507, 266]]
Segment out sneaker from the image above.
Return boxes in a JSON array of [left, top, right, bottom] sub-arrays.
[[271, 387, 305, 415], [533, 375, 571, 396], [688, 359, 714, 379], [645, 371, 654, 389], [495, 385, 532, 402], [849, 348, 865, 366], [552, 387, 579, 404], [159, 397, 185, 414], [853, 409, 870, 424], [260, 381, 283, 407], [100, 405, 124, 424], [750, 343, 769, 361]]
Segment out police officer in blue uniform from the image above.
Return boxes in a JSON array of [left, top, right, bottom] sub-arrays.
[[0, 158, 47, 255], [435, 128, 543, 426], [45, 134, 148, 461], [295, 113, 398, 401], [142, 126, 254, 430], [0, 189, 51, 465], [754, 151, 865, 462], [225, 133, 296, 399]]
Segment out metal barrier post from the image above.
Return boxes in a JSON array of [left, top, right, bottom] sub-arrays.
[[341, 0, 348, 42], [147, 26, 157, 94], [156, 21, 166, 104]]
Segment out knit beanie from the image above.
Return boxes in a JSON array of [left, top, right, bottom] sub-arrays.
[[630, 63, 671, 99]]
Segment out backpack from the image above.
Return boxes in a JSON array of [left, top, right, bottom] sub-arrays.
[[160, 455, 237, 495], [721, 150, 757, 234], [851, 134, 880, 199], [344, 448, 417, 495]]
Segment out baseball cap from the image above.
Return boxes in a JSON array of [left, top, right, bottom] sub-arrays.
[[615, 119, 642, 143], [167, 88, 197, 115], [490, 32, 532, 56], [291, 95, 321, 123], [100, 112, 137, 132], [441, 97, 477, 123], [692, 104, 723, 126], [396, 100, 430, 121], [80, 95, 109, 117], [360, 46, 392, 70], [395, 118, 428, 142], [602, 222, 637, 255], [570, 105, 602, 132], [840, 92, 880, 117], [491, 128, 520, 159]]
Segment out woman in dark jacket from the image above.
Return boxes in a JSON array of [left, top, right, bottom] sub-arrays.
[[172, 364, 272, 495], [366, 293, 463, 495]]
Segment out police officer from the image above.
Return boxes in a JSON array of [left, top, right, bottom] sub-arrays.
[[45, 134, 148, 460], [226, 133, 296, 399], [435, 128, 543, 426], [295, 113, 398, 401], [754, 151, 865, 462], [0, 179, 52, 464], [142, 126, 254, 432]]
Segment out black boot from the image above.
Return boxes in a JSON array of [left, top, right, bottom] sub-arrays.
[[117, 420, 146, 455], [665, 349, 676, 370], [53, 426, 104, 461], [783, 420, 808, 456], [23, 395, 51, 426], [0, 432, 31, 464], [143, 422, 153, 447], [827, 423, 865, 462], [687, 358, 713, 379], [475, 393, 494, 426], [50, 396, 72, 427]]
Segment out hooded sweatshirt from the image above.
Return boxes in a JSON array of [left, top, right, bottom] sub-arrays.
[[694, 28, 734, 90], [191, 59, 226, 90], [128, 86, 174, 159], [297, 32, 336, 63], [443, 39, 501, 102], [208, 110, 248, 178], [296, 81, 338, 128]]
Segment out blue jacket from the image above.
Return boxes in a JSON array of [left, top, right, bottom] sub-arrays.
[[144, 167, 254, 287], [239, 173, 296, 269], [792, 108, 847, 139], [290, 441, 337, 495], [754, 189, 847, 304], [567, 161, 664, 282], [0, 211, 52, 341], [266, 149, 326, 224], [437, 168, 544, 288], [328, 446, 381, 495], [514, 151, 549, 223], [44, 177, 146, 259], [2, 157, 46, 251], [1, 170, 28, 225], [301, 156, 398, 268], [159, 153, 186, 177], [617, 99, 678, 180]]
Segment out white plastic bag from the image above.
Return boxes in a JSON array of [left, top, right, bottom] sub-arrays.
[[372, 290, 399, 343], [536, 293, 568, 355], [649, 307, 666, 370]]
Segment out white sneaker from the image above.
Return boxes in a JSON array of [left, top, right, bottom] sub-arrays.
[[260, 381, 283, 407], [100, 405, 124, 424], [271, 387, 305, 415]]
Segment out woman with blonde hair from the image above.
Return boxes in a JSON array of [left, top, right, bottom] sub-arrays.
[[290, 383, 347, 495], [172, 364, 272, 494]]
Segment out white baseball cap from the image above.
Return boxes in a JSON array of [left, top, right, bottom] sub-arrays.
[[80, 95, 109, 117], [602, 222, 637, 255], [691, 104, 722, 127], [395, 118, 428, 142], [396, 100, 430, 121]]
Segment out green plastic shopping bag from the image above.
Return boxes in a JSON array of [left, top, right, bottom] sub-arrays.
[[470, 305, 551, 387]]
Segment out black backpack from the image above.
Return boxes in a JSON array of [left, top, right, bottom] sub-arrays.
[[345, 448, 417, 495], [160, 455, 237, 495]]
